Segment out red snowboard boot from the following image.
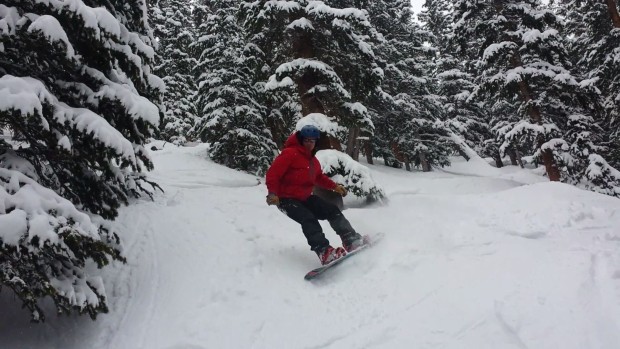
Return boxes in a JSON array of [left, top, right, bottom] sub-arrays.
[[316, 246, 346, 265]]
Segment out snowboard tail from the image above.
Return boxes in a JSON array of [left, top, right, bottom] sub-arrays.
[[304, 233, 384, 281]]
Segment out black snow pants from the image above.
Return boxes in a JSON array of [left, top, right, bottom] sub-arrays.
[[278, 195, 358, 252]]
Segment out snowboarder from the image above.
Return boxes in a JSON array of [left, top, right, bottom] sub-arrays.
[[265, 125, 365, 265]]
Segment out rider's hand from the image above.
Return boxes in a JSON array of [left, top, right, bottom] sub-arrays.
[[266, 193, 280, 206], [334, 184, 348, 197]]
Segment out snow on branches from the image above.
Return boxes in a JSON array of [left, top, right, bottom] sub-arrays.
[[0, 163, 124, 322], [317, 149, 385, 201], [0, 75, 138, 162], [1, 0, 161, 321]]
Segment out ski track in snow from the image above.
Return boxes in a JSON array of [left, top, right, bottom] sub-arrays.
[[1, 145, 620, 349]]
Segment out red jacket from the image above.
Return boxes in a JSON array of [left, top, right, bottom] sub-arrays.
[[266, 133, 337, 201]]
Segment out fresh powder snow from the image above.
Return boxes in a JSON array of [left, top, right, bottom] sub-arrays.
[[1, 141, 619, 349]]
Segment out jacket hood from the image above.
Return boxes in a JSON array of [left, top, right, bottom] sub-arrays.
[[284, 132, 317, 157], [284, 133, 301, 149]]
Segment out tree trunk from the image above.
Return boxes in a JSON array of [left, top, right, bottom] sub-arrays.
[[391, 141, 405, 162], [294, 33, 323, 114], [456, 146, 471, 161], [513, 146, 525, 168], [266, 118, 285, 149], [293, 32, 342, 152], [494, 154, 504, 168], [419, 152, 431, 172], [345, 126, 360, 161], [508, 147, 518, 166], [511, 54, 561, 181], [316, 133, 342, 151], [292, 31, 320, 114], [607, 0, 620, 28], [364, 138, 374, 165], [414, 131, 431, 172]]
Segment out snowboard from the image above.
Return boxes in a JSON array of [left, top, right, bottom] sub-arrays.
[[304, 233, 385, 281]]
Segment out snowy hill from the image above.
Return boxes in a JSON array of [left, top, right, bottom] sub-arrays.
[[1, 143, 620, 349]]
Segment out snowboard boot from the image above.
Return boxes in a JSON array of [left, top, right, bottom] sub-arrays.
[[341, 233, 368, 252], [316, 246, 347, 265]]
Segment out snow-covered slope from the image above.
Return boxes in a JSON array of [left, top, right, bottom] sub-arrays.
[[2, 143, 620, 349]]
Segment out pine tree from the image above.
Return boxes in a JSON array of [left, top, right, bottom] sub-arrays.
[[421, 0, 505, 166], [0, 0, 162, 321], [151, 0, 197, 145], [367, 0, 453, 171], [241, 0, 382, 152], [418, 0, 451, 50], [456, 0, 614, 191], [192, 0, 277, 175], [561, 0, 620, 169]]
